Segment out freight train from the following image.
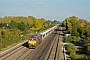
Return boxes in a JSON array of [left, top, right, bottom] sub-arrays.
[[28, 26, 57, 48]]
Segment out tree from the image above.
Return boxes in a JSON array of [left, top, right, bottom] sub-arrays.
[[63, 16, 85, 37], [77, 27, 84, 37], [65, 44, 77, 60], [64, 36, 73, 43], [0, 22, 4, 28], [17, 22, 26, 31], [84, 37, 90, 55], [10, 20, 18, 29]]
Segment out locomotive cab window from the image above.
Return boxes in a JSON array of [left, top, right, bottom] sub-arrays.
[[33, 38, 36, 40], [29, 38, 32, 41]]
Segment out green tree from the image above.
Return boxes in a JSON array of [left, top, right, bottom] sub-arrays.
[[65, 44, 77, 60], [17, 22, 26, 31], [77, 27, 84, 37], [64, 36, 73, 43], [0, 22, 4, 28], [63, 16, 84, 37], [84, 37, 90, 55], [10, 20, 18, 29]]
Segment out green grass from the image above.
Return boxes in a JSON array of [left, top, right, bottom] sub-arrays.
[[0, 39, 27, 53]]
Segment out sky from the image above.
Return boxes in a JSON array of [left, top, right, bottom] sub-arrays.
[[0, 0, 90, 21]]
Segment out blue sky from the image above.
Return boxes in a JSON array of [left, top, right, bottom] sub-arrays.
[[0, 0, 90, 21]]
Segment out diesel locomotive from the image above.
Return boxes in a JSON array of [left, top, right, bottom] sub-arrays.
[[28, 34, 42, 48], [28, 25, 57, 48]]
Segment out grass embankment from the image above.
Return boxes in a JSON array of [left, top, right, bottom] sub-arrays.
[[0, 29, 35, 53], [0, 40, 26, 53]]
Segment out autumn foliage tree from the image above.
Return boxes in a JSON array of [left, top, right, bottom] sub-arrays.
[[63, 16, 83, 36], [63, 16, 90, 57]]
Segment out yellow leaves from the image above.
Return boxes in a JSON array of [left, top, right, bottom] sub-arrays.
[[34, 19, 43, 30], [63, 17, 72, 30], [67, 21, 72, 28], [79, 20, 87, 27], [0, 16, 45, 28], [79, 19, 90, 31], [85, 24, 90, 31], [0, 18, 2, 21]]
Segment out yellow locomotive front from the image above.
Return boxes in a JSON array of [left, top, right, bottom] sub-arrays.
[[28, 34, 42, 49], [28, 38, 36, 48]]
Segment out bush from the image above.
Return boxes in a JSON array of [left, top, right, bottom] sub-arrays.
[[64, 36, 73, 43], [65, 44, 77, 60]]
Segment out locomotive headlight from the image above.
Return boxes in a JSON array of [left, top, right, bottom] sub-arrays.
[[34, 42, 36, 45], [34, 43, 36, 45]]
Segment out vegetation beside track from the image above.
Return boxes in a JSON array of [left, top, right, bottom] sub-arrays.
[[0, 16, 60, 52], [62, 16, 90, 60]]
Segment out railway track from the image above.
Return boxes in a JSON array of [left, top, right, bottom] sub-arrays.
[[24, 25, 64, 60], [0, 25, 64, 60], [24, 30, 56, 60], [0, 42, 34, 60]]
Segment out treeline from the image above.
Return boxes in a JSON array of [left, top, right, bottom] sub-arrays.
[[63, 16, 90, 58], [0, 16, 58, 51], [0, 16, 58, 31]]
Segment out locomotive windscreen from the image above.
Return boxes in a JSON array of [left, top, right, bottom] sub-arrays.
[[29, 38, 36, 41]]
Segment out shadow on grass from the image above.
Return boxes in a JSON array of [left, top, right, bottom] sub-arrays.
[[76, 47, 85, 54]]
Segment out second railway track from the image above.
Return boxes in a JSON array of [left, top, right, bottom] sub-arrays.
[[24, 25, 64, 60], [0, 42, 34, 60], [0, 25, 64, 60]]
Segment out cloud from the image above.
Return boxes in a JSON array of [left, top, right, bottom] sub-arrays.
[[19, 1, 29, 6], [56, 6, 60, 8], [76, 9, 80, 12], [37, 2, 44, 5], [6, 2, 13, 5], [19, 3, 24, 6]]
